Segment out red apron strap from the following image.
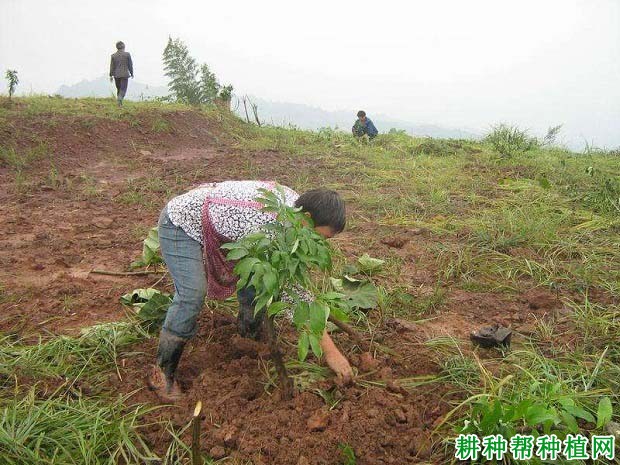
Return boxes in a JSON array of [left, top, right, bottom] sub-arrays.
[[200, 182, 278, 300]]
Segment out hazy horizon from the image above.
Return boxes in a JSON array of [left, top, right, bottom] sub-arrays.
[[1, 0, 618, 149]]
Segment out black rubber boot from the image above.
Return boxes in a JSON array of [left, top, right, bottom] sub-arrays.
[[237, 287, 266, 340], [156, 329, 187, 391]]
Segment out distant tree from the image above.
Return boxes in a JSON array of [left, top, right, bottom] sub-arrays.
[[162, 37, 201, 104], [162, 37, 233, 107], [218, 84, 233, 102], [541, 124, 563, 147], [199, 64, 220, 104], [5, 70, 19, 100], [216, 85, 234, 110]]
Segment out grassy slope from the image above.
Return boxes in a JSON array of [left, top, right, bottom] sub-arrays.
[[1, 97, 619, 464]]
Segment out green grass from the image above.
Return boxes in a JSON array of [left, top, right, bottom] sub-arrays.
[[0, 388, 157, 465], [0, 321, 198, 465], [0, 322, 147, 384], [0, 143, 49, 171], [0, 95, 190, 120]]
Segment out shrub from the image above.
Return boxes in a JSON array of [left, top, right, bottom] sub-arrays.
[[485, 124, 539, 157]]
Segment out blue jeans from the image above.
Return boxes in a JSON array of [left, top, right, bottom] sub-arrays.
[[158, 207, 258, 339], [158, 207, 207, 339]]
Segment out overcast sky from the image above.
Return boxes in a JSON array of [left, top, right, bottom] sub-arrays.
[[1, 0, 618, 149]]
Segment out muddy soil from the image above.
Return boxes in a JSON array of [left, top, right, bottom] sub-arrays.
[[1, 110, 565, 463]]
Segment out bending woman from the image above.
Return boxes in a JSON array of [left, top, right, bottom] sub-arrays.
[[148, 180, 353, 400]]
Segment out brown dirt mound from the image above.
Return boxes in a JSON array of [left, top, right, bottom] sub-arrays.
[[115, 312, 452, 465]]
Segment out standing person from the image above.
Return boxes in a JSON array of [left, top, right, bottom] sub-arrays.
[[109, 41, 133, 106], [148, 180, 354, 401], [352, 110, 379, 139]]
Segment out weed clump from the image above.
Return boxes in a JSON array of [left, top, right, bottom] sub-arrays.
[[485, 124, 539, 157]]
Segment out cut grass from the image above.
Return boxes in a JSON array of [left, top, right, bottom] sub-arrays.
[[0, 322, 148, 386], [0, 322, 193, 465], [0, 387, 158, 465]]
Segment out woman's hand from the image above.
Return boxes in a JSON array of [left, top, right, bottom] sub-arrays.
[[321, 331, 354, 385], [325, 350, 354, 385]]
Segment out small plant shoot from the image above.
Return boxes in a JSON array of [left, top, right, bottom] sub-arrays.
[[131, 227, 164, 269]]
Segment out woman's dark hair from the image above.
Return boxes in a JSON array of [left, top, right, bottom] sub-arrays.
[[357, 110, 366, 118], [295, 189, 346, 233], [116, 41, 125, 50]]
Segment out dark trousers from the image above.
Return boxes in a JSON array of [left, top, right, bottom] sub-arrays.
[[114, 77, 129, 101]]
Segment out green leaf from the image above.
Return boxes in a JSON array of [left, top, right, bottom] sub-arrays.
[[597, 397, 613, 428], [560, 411, 579, 433], [511, 399, 534, 421], [234, 257, 260, 278], [263, 270, 278, 294], [138, 292, 173, 323], [143, 227, 161, 260], [563, 405, 595, 424], [298, 332, 310, 361], [226, 248, 248, 260], [220, 242, 245, 250], [357, 254, 385, 273], [557, 397, 575, 408], [131, 227, 163, 268], [343, 264, 359, 275], [120, 287, 159, 306], [339, 443, 357, 465], [320, 291, 347, 301], [525, 405, 558, 426], [120, 288, 172, 325], [291, 239, 300, 254], [293, 302, 310, 328], [309, 332, 323, 358], [254, 295, 272, 312], [329, 305, 350, 323], [309, 301, 329, 334], [330, 278, 344, 292], [479, 400, 503, 432], [345, 282, 379, 310], [244, 232, 267, 243], [267, 301, 286, 317]]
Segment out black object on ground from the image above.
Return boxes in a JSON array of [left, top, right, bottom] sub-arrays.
[[470, 324, 512, 348]]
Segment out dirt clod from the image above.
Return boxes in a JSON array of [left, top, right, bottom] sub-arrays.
[[394, 407, 408, 424], [381, 236, 409, 248], [359, 351, 380, 372], [215, 424, 239, 447], [386, 379, 407, 395], [209, 446, 227, 460], [411, 431, 433, 458], [307, 409, 330, 432]]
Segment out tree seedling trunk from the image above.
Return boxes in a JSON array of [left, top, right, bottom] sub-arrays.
[[191, 401, 203, 465], [242, 96, 251, 123], [328, 315, 369, 351], [264, 316, 294, 400]]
